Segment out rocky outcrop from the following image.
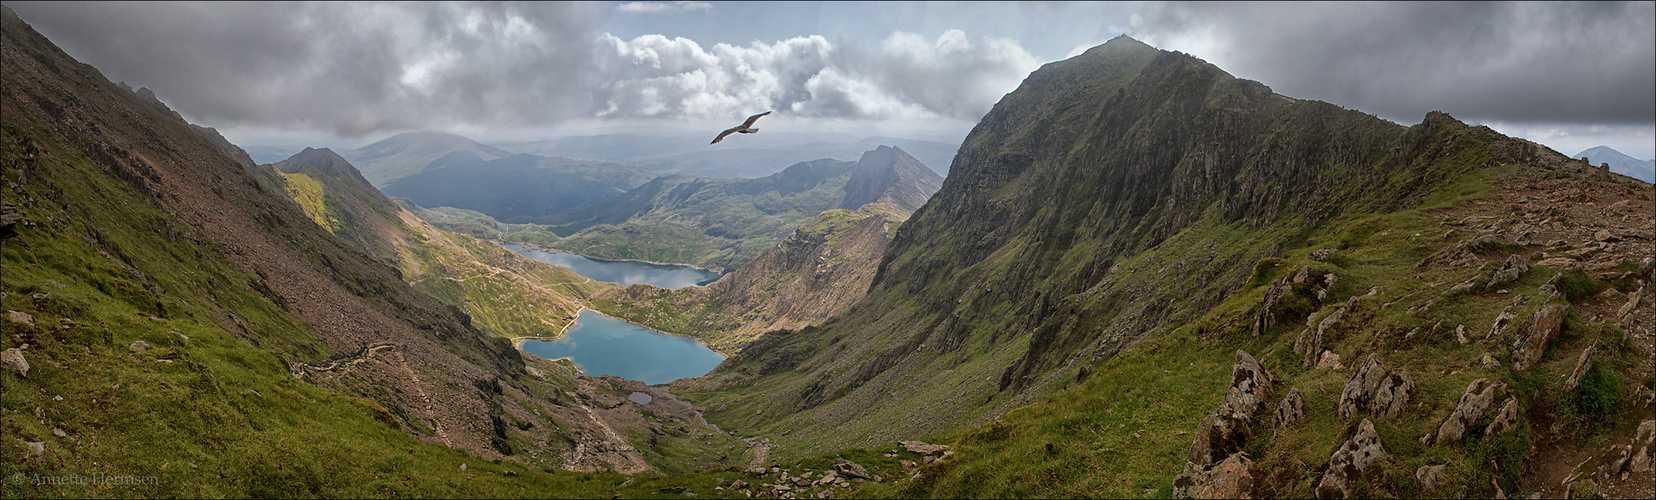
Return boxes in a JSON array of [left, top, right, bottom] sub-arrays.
[[1610, 420, 1655, 479], [1253, 274, 1293, 339], [1512, 304, 1569, 370], [1338, 354, 1412, 421], [1486, 254, 1530, 290], [1484, 398, 1521, 436], [1173, 452, 1255, 499], [1176, 351, 1273, 499], [1431, 379, 1508, 445], [1296, 308, 1345, 368], [1187, 350, 1275, 466], [1272, 388, 1306, 438], [834, 145, 944, 213], [1315, 419, 1386, 499]]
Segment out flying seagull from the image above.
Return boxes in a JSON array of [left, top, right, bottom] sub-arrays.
[[711, 111, 772, 144]]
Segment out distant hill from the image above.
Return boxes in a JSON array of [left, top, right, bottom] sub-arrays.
[[1575, 145, 1655, 182], [341, 130, 514, 185], [523, 145, 942, 272], [381, 152, 651, 221], [496, 132, 959, 178], [593, 203, 909, 354], [243, 145, 309, 165]]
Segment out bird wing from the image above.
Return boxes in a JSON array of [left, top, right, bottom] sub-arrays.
[[711, 126, 741, 144], [740, 110, 772, 128]]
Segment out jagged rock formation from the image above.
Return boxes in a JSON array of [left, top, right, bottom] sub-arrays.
[[1174, 452, 1256, 499], [1186, 350, 1274, 466], [1511, 304, 1569, 370], [1338, 354, 1413, 421], [1431, 378, 1508, 445], [1315, 419, 1386, 499]]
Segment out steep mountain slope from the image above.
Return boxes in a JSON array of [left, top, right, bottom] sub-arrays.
[[675, 36, 1574, 459], [593, 203, 909, 354], [1577, 145, 1655, 183], [383, 152, 650, 221], [530, 146, 941, 272], [341, 130, 514, 186], [256, 147, 617, 340], [0, 8, 745, 495]]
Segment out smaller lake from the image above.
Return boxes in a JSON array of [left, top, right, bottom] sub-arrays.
[[520, 310, 726, 384], [501, 243, 721, 289]]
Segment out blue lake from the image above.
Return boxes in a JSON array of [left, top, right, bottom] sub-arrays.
[[501, 243, 722, 288], [520, 310, 726, 384]]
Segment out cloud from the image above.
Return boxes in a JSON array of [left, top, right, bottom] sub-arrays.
[[1125, 2, 1655, 126], [590, 29, 1040, 122], [7, 2, 1038, 139], [616, 2, 712, 14]]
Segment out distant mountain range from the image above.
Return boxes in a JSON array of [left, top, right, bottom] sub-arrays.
[[521, 145, 943, 272], [498, 132, 959, 178], [1575, 145, 1655, 182], [380, 151, 651, 221], [340, 131, 514, 185]]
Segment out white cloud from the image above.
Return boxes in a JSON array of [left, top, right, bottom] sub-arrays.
[[591, 29, 1040, 123]]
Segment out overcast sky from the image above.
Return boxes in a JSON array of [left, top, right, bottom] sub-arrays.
[[5, 1, 1653, 159]]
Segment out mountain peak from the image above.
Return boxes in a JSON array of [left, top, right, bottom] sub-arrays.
[[274, 147, 375, 187], [836, 145, 944, 213], [1575, 145, 1656, 182]]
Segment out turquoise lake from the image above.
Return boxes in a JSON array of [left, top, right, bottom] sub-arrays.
[[520, 310, 726, 384], [501, 243, 721, 288]]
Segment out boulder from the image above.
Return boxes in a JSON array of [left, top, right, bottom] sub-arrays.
[[1415, 464, 1446, 492], [1317, 351, 1343, 370], [1511, 305, 1569, 371], [6, 310, 32, 326], [1432, 379, 1508, 445], [1, 347, 28, 377], [1271, 388, 1306, 437], [1173, 452, 1255, 499], [832, 458, 870, 479], [1310, 248, 1336, 262], [898, 440, 948, 455], [1187, 350, 1274, 466], [1562, 346, 1596, 393], [129, 340, 151, 352], [1338, 354, 1413, 421], [1486, 254, 1530, 290], [1315, 419, 1386, 499], [1483, 398, 1520, 436], [1479, 352, 1503, 370]]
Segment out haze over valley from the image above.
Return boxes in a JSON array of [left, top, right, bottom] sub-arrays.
[[3, 2, 1653, 499]]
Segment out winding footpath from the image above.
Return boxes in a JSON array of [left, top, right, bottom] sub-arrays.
[[289, 342, 453, 448]]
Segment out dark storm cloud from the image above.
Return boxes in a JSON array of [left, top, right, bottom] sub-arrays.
[[1131, 1, 1655, 125], [6, 2, 604, 137]]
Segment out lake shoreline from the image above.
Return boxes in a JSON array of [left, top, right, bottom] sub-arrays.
[[515, 309, 726, 385]]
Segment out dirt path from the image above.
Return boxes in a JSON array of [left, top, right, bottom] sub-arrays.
[[290, 342, 453, 448]]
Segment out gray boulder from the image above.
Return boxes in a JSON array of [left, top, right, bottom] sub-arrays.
[[1483, 398, 1521, 436], [1187, 350, 1274, 466], [1272, 388, 1306, 438], [1486, 254, 1530, 290], [1432, 379, 1507, 445], [1339, 354, 1413, 421], [1173, 452, 1255, 499], [1415, 464, 1446, 492], [1315, 419, 1386, 499], [832, 458, 870, 479], [1, 347, 28, 377], [1563, 346, 1596, 392], [7, 310, 32, 326]]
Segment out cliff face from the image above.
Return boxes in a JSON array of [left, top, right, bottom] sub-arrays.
[[685, 35, 1539, 458], [835, 145, 944, 213]]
